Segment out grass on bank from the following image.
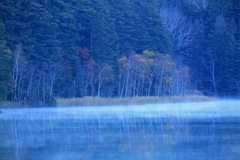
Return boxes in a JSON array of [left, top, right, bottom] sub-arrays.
[[0, 101, 22, 108], [57, 95, 217, 107]]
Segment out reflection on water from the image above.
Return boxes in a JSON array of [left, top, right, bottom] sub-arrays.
[[0, 101, 240, 160]]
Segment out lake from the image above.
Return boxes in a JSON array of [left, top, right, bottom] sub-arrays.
[[0, 100, 240, 160]]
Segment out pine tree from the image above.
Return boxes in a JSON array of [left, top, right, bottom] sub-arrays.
[[107, 0, 137, 53], [131, 0, 172, 54], [89, 0, 120, 65], [205, 0, 234, 36], [186, 20, 208, 93], [48, 0, 79, 67], [0, 22, 12, 100], [28, 0, 59, 64], [208, 15, 237, 95]]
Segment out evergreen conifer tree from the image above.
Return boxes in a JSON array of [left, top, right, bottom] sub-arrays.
[[90, 0, 119, 65], [28, 0, 59, 64], [0, 22, 12, 100], [208, 15, 238, 95]]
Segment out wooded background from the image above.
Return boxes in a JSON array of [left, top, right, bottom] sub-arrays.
[[0, 0, 239, 105]]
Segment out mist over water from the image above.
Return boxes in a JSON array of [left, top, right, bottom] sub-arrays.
[[1, 100, 240, 160], [2, 100, 240, 118]]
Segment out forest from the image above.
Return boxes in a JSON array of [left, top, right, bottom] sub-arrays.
[[0, 0, 239, 105]]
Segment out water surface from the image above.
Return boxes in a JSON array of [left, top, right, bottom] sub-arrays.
[[0, 100, 240, 160]]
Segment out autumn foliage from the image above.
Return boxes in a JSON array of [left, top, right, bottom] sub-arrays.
[[118, 50, 190, 98], [77, 46, 94, 68]]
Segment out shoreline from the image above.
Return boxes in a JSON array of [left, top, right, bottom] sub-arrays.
[[57, 95, 217, 107], [1, 100, 240, 119], [0, 96, 217, 108]]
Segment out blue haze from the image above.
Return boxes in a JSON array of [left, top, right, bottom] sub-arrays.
[[0, 100, 240, 160]]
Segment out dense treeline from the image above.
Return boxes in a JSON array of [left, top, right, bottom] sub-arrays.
[[0, 0, 239, 105]]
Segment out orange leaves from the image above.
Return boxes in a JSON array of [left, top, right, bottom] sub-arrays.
[[77, 46, 90, 60], [119, 55, 128, 68], [118, 50, 190, 83], [77, 46, 96, 69], [132, 54, 146, 67], [65, 63, 72, 72], [143, 50, 155, 58], [117, 50, 191, 97], [165, 76, 173, 83]]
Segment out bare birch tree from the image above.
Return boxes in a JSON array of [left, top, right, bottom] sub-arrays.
[[97, 63, 113, 97], [202, 48, 217, 96], [183, 0, 210, 11], [12, 44, 27, 102], [159, 7, 195, 55]]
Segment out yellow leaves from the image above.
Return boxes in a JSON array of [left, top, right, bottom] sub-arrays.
[[118, 50, 191, 91], [148, 58, 155, 64], [131, 54, 147, 69], [118, 55, 127, 64], [119, 55, 129, 68], [143, 50, 157, 66], [132, 54, 142, 62], [143, 50, 155, 58], [165, 76, 173, 83], [119, 56, 127, 62]]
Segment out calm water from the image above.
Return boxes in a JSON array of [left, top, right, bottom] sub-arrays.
[[0, 100, 240, 160]]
